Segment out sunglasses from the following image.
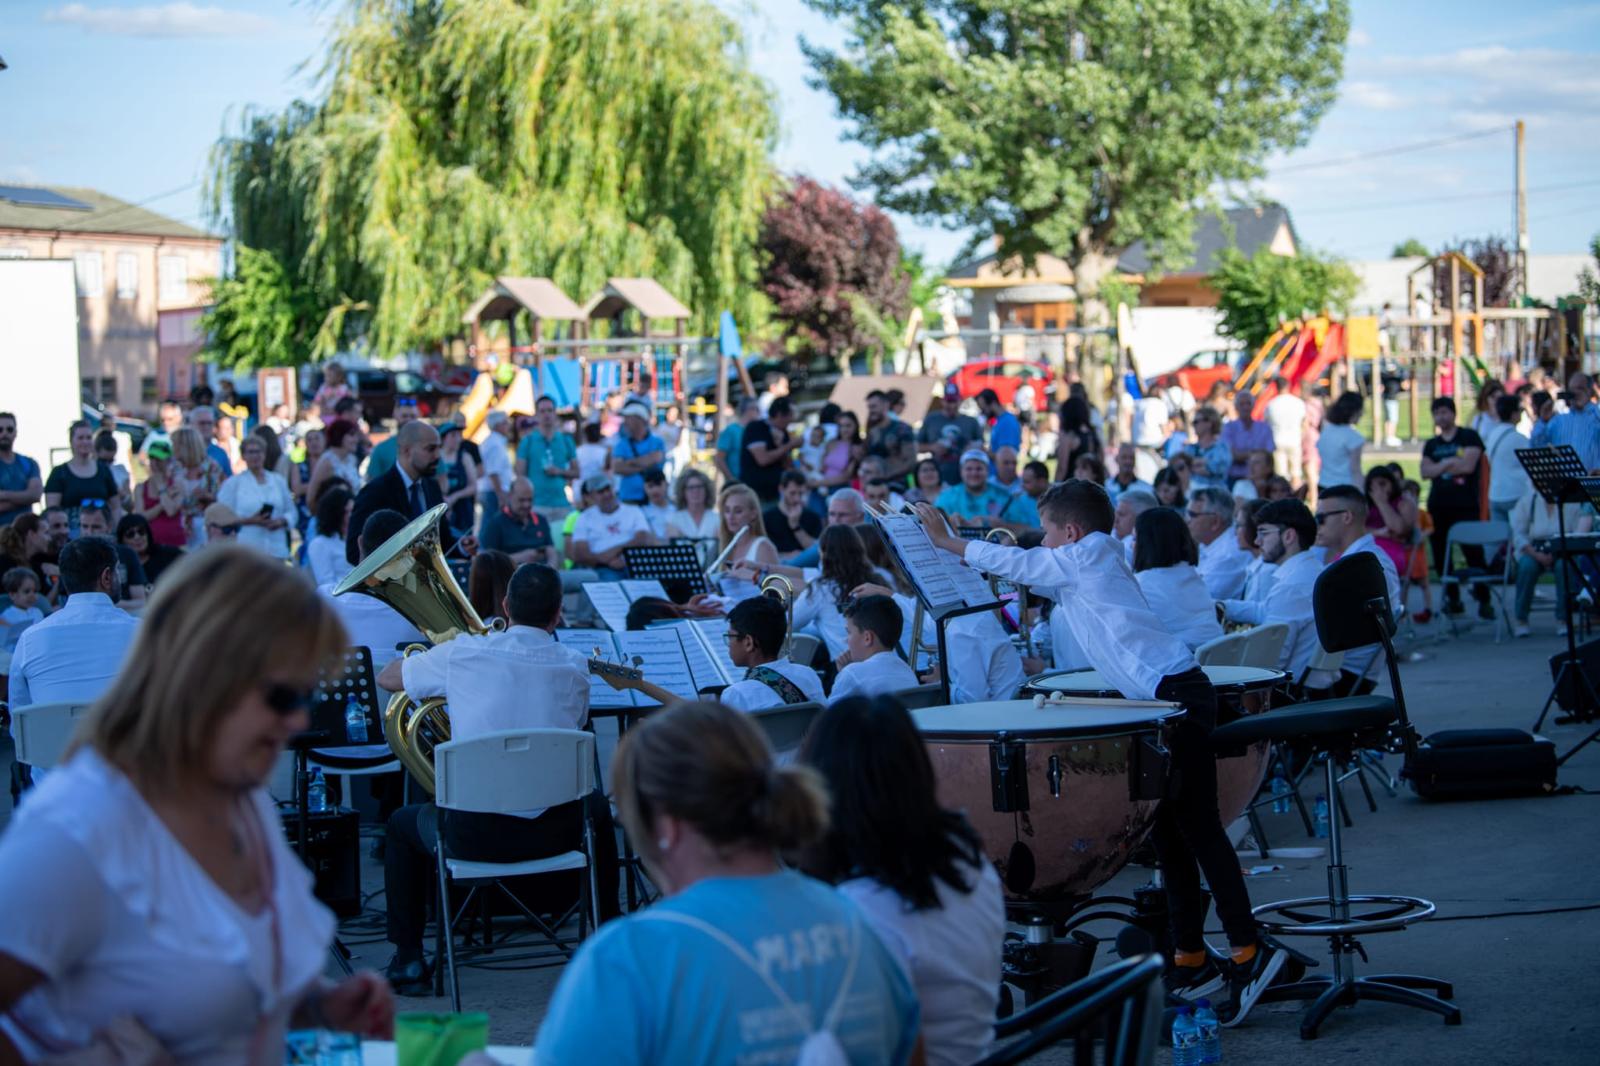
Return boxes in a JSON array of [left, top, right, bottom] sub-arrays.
[[1185, 509, 1213, 520], [79, 498, 108, 510], [210, 523, 241, 535], [262, 683, 315, 716], [1315, 510, 1352, 525]]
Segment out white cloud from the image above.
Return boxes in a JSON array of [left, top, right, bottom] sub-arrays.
[[1344, 81, 1406, 111], [1348, 27, 1371, 47], [43, 3, 274, 39]]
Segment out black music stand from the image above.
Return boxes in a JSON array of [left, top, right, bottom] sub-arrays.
[[447, 557, 472, 593], [957, 526, 989, 541], [1519, 447, 1600, 760], [623, 542, 709, 602]]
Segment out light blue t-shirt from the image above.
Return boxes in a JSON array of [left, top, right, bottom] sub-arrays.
[[517, 430, 578, 509], [535, 871, 921, 1065], [998, 492, 1040, 527], [936, 482, 1015, 523], [717, 422, 744, 480], [612, 431, 665, 504]]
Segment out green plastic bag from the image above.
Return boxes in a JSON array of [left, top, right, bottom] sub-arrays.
[[394, 1012, 489, 1066]]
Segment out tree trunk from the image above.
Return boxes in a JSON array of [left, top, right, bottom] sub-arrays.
[[1069, 249, 1120, 409]]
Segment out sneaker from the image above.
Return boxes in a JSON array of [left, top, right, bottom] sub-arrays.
[[1477, 601, 1496, 622], [1412, 609, 1433, 624], [1167, 955, 1227, 1001], [1219, 942, 1287, 1028], [1513, 622, 1531, 639], [384, 953, 433, 997]]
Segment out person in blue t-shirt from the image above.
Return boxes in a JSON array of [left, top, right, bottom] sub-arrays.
[[536, 701, 924, 1065], [715, 398, 759, 487], [935, 450, 1015, 531], [978, 388, 1022, 456], [610, 401, 666, 505], [0, 413, 43, 526]]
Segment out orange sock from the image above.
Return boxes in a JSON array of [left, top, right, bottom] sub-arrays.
[[1174, 950, 1207, 968], [1231, 943, 1258, 966]]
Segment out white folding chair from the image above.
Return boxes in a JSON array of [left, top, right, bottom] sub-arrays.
[[891, 683, 946, 709], [1195, 629, 1251, 666], [746, 701, 823, 755], [11, 702, 92, 769], [432, 728, 599, 1010], [1439, 520, 1514, 641], [787, 633, 822, 667], [1240, 623, 1290, 670]]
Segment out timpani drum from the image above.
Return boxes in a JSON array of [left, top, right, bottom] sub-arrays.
[[1021, 665, 1287, 825], [914, 700, 1185, 903]]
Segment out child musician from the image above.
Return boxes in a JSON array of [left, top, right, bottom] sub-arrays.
[[917, 484, 1282, 1025]]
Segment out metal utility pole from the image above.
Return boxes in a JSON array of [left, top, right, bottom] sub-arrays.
[[1515, 119, 1527, 301]]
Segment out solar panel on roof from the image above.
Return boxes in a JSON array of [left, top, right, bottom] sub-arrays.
[[0, 186, 92, 211]]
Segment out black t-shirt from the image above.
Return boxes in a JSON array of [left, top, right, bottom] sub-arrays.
[[44, 461, 118, 509], [740, 420, 789, 502], [113, 543, 148, 592], [763, 505, 822, 554], [1423, 427, 1484, 512]]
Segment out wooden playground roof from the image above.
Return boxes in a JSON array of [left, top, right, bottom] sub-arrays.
[[582, 278, 692, 322], [461, 277, 585, 324]]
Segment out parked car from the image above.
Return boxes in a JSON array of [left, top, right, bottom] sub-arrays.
[[81, 402, 150, 451], [1147, 348, 1244, 401], [946, 359, 1053, 412]]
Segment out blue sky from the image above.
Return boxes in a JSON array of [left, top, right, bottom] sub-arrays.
[[3, 0, 1598, 268]]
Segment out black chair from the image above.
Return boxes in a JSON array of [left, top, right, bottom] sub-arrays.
[[978, 955, 1164, 1066], [1211, 553, 1462, 1039]]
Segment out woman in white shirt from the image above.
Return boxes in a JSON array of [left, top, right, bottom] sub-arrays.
[[308, 419, 362, 508], [1316, 391, 1365, 491], [800, 695, 1004, 1066], [218, 434, 298, 559], [713, 484, 778, 603], [1133, 507, 1223, 650], [0, 546, 393, 1061], [1484, 393, 1531, 523], [307, 485, 355, 587], [666, 469, 720, 564], [790, 525, 882, 658]]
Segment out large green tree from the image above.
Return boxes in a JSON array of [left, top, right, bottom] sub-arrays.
[[805, 0, 1350, 327], [207, 0, 777, 363]]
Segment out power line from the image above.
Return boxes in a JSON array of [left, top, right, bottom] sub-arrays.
[[1295, 177, 1600, 217], [53, 180, 201, 233], [1272, 126, 1509, 175]]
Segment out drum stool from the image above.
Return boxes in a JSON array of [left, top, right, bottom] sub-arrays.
[[1210, 553, 1462, 1040]]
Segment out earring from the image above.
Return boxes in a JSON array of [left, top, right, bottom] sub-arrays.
[[656, 838, 670, 852]]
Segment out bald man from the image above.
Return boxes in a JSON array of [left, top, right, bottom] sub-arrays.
[[347, 420, 473, 563]]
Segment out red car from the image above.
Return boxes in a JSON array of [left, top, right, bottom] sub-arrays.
[[1148, 348, 1244, 403], [946, 359, 1053, 412]]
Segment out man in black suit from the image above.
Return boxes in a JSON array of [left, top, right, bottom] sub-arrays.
[[347, 420, 472, 564]]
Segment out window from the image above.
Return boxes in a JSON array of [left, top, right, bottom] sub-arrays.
[[0, 247, 27, 259], [98, 377, 118, 404], [159, 255, 188, 302], [141, 376, 159, 404], [74, 252, 103, 298], [116, 252, 139, 299]]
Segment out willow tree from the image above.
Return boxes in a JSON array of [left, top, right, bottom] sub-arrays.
[[207, 0, 777, 361], [805, 0, 1350, 328]]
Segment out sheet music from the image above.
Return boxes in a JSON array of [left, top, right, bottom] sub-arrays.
[[875, 513, 962, 610], [583, 584, 634, 632], [649, 620, 725, 693], [945, 553, 997, 608], [555, 629, 637, 709], [619, 579, 670, 602], [614, 629, 699, 704], [689, 617, 741, 687]]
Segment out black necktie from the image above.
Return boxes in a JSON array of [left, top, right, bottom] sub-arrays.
[[409, 479, 425, 517]]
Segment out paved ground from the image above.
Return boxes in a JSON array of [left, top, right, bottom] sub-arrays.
[[6, 596, 1597, 1064]]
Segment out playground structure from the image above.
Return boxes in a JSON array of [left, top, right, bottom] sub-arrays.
[[457, 276, 731, 443]]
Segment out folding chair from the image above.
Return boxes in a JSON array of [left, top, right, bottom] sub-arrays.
[[432, 729, 601, 1010], [746, 701, 823, 755], [1438, 520, 1514, 641], [1195, 629, 1251, 666], [786, 633, 822, 667], [1240, 622, 1290, 669], [10, 702, 92, 770], [979, 955, 1165, 1066], [892, 683, 946, 709]]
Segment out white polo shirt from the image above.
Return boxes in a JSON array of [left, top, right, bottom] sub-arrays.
[[718, 659, 826, 713], [966, 533, 1194, 701], [829, 650, 920, 705]]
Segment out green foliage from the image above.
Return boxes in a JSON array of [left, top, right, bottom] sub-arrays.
[[208, 0, 778, 358], [1579, 234, 1600, 307], [901, 251, 946, 332], [1211, 246, 1358, 353], [805, 0, 1350, 325], [200, 246, 322, 369], [1099, 274, 1142, 315], [1391, 238, 1430, 258]]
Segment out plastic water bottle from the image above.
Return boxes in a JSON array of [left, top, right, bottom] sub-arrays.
[[1195, 999, 1221, 1063], [344, 699, 368, 744], [1171, 1008, 1200, 1066], [1313, 795, 1330, 839], [1270, 774, 1292, 815], [307, 768, 328, 813]]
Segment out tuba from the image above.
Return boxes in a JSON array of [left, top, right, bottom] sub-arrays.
[[333, 504, 489, 793]]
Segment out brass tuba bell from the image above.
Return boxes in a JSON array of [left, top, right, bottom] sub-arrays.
[[333, 503, 488, 793]]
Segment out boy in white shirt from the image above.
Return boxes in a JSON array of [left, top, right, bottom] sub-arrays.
[[917, 484, 1281, 1026], [829, 595, 919, 704], [716, 597, 825, 711]]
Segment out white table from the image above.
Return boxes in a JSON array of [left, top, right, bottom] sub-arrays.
[[360, 1042, 530, 1065]]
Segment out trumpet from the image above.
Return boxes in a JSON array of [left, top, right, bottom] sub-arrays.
[[983, 528, 1034, 658], [759, 572, 795, 659]]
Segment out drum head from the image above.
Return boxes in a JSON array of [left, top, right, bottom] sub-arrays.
[[1202, 666, 1287, 693], [914, 699, 1182, 740], [1027, 665, 1286, 697]]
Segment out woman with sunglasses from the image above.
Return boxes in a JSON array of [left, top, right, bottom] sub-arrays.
[[0, 546, 394, 1060], [116, 512, 184, 587]]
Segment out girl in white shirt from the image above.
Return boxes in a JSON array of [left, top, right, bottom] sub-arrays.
[[0, 546, 393, 1061], [799, 696, 1004, 1066], [307, 485, 355, 588], [790, 525, 882, 658], [1133, 507, 1224, 651], [713, 484, 778, 603], [1316, 391, 1365, 490]]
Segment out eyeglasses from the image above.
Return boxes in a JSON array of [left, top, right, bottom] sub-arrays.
[[1185, 509, 1213, 520], [262, 683, 315, 716], [1256, 525, 1282, 538], [210, 523, 241, 535], [724, 631, 749, 644], [1315, 510, 1352, 525]]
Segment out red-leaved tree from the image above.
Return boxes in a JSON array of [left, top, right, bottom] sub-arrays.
[[759, 176, 910, 365]]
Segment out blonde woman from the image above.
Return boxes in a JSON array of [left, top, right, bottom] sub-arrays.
[[0, 547, 394, 1060], [714, 484, 778, 603], [170, 426, 223, 546]]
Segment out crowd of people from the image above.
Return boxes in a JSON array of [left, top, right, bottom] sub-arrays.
[[0, 354, 1594, 1063]]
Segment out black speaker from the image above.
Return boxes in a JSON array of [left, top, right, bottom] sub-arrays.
[[1548, 638, 1600, 713], [283, 807, 362, 918]]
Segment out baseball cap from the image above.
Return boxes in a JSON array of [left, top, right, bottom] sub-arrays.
[[146, 439, 172, 460], [204, 502, 244, 528], [959, 448, 989, 466], [622, 401, 652, 422], [943, 382, 961, 401], [582, 474, 613, 493]]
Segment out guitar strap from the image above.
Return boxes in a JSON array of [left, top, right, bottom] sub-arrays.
[[746, 665, 808, 706]]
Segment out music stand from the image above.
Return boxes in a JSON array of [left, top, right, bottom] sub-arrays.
[[957, 526, 989, 541], [623, 543, 709, 603], [447, 558, 472, 593], [1519, 446, 1600, 760]]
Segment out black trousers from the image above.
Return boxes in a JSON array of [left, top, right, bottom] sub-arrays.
[[1151, 668, 1258, 952], [384, 792, 620, 953], [1429, 505, 1488, 604]]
